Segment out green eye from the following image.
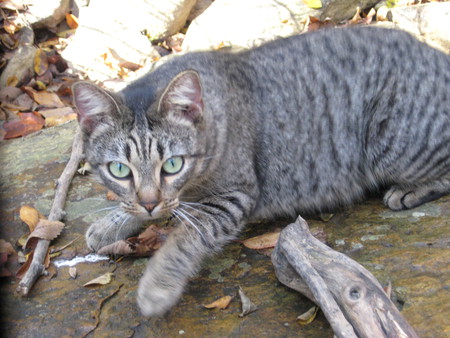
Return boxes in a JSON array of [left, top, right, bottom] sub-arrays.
[[162, 156, 184, 175], [108, 162, 131, 179]]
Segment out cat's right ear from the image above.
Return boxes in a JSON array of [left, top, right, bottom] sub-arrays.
[[72, 82, 119, 135]]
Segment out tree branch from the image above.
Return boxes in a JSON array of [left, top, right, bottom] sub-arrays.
[[271, 216, 418, 338], [17, 127, 84, 296]]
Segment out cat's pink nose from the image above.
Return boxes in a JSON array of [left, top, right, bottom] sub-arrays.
[[140, 201, 158, 213]]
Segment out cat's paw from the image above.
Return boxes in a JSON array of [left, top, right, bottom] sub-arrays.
[[85, 217, 117, 251], [137, 270, 184, 317], [383, 187, 416, 211], [383, 184, 445, 211], [86, 212, 142, 251]]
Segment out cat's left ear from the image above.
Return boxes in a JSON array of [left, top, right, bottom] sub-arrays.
[[158, 70, 204, 124], [72, 82, 121, 135]]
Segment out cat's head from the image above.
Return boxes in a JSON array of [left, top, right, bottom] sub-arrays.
[[72, 71, 206, 221]]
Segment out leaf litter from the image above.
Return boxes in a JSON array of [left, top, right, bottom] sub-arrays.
[[238, 287, 258, 317], [203, 295, 233, 310], [15, 205, 66, 279]]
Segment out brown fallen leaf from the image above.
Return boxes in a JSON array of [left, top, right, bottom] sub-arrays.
[[65, 13, 79, 29], [33, 48, 49, 76], [297, 306, 319, 325], [203, 295, 233, 310], [242, 230, 281, 250], [19, 205, 44, 232], [3, 112, 45, 139], [97, 240, 137, 256], [16, 246, 52, 279], [84, 272, 114, 287], [137, 225, 174, 249], [43, 111, 77, 127], [238, 287, 258, 317], [22, 87, 65, 108], [98, 225, 174, 256], [24, 219, 65, 249]]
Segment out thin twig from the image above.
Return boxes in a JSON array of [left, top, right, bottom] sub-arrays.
[[17, 127, 84, 295]]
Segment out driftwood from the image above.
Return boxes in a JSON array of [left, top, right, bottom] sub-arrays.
[[271, 216, 419, 338], [17, 127, 84, 295]]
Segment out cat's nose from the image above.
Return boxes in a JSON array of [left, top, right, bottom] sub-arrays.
[[140, 201, 158, 213]]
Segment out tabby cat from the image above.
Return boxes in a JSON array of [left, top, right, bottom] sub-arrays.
[[72, 26, 450, 316]]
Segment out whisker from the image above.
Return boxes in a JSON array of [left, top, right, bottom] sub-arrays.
[[179, 206, 215, 239], [179, 202, 211, 217], [172, 209, 207, 243], [78, 205, 119, 217], [171, 210, 196, 242]]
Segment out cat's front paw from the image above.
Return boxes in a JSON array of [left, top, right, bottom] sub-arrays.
[[86, 211, 142, 251], [137, 270, 184, 317]]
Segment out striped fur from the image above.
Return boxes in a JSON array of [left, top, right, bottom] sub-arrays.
[[73, 26, 450, 316]]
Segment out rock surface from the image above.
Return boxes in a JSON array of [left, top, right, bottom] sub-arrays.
[[61, 0, 197, 85], [381, 2, 450, 53], [0, 121, 449, 337], [182, 0, 321, 51]]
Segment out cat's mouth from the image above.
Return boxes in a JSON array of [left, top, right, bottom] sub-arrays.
[[121, 198, 180, 221]]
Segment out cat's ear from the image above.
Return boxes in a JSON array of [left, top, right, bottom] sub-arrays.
[[72, 82, 120, 135], [158, 70, 204, 124]]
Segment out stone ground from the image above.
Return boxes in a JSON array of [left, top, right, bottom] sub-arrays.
[[0, 120, 449, 337]]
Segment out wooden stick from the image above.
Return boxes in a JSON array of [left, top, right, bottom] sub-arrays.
[[17, 127, 84, 295], [272, 216, 418, 338]]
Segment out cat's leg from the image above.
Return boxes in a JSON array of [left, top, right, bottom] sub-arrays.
[[86, 210, 143, 251], [383, 178, 450, 211], [136, 190, 256, 316]]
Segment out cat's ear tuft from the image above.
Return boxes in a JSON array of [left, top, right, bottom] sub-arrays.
[[158, 70, 204, 124], [72, 82, 118, 135]]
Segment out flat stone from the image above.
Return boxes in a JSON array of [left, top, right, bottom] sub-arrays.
[[0, 121, 448, 336]]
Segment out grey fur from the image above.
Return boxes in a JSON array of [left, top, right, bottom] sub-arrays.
[[72, 26, 450, 316]]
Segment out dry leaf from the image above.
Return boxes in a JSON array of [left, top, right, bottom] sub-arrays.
[[297, 306, 319, 325], [84, 272, 114, 287], [118, 61, 142, 72], [98, 225, 174, 256], [242, 230, 281, 250], [34, 49, 49, 76], [24, 219, 65, 249], [19, 205, 44, 232], [69, 266, 77, 279], [16, 251, 34, 279], [238, 287, 257, 317], [97, 240, 137, 256], [3, 112, 45, 139], [44, 112, 77, 127], [22, 87, 65, 108], [65, 13, 79, 29], [203, 295, 233, 309], [137, 225, 174, 249]]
